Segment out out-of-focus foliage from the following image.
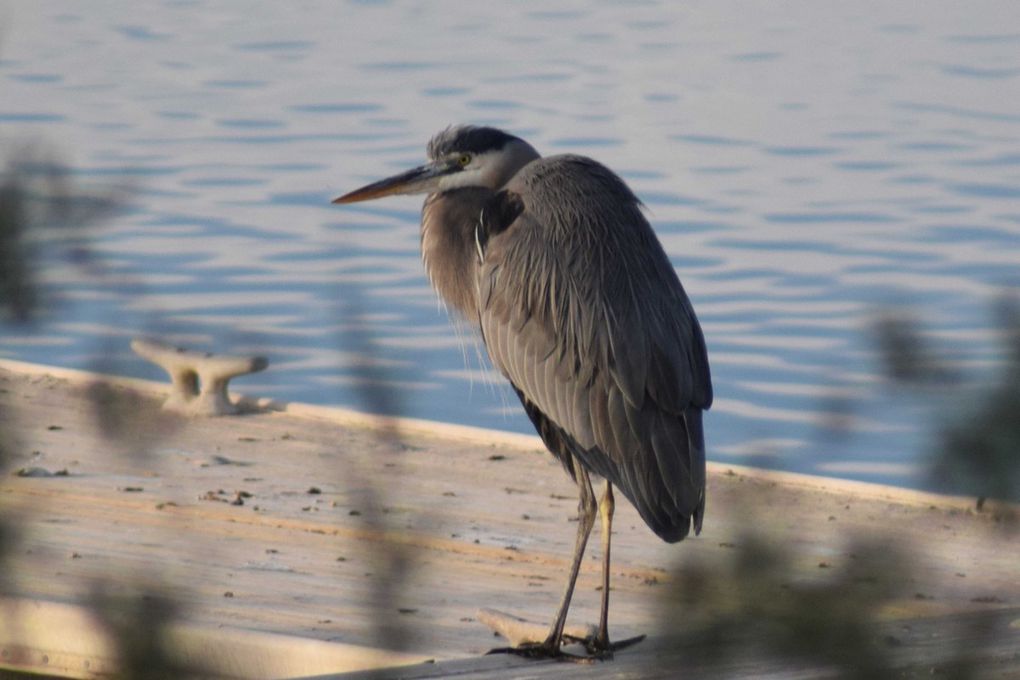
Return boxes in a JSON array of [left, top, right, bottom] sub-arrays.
[[0, 139, 425, 675], [873, 311, 957, 387], [335, 282, 420, 652], [0, 521, 13, 595], [934, 298, 1020, 509], [0, 152, 119, 325], [655, 299, 1020, 678], [873, 297, 1020, 508], [88, 588, 203, 680], [666, 534, 908, 679], [662, 530, 1011, 679], [0, 168, 35, 322]]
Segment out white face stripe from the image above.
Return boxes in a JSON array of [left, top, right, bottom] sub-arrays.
[[437, 167, 483, 191], [436, 149, 504, 191]]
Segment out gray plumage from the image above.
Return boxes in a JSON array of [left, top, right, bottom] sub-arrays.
[[478, 155, 711, 541], [334, 125, 712, 656]]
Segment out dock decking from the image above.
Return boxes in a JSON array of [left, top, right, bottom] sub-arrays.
[[0, 359, 1017, 678]]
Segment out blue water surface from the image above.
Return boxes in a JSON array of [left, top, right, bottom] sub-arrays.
[[2, 1, 1018, 493]]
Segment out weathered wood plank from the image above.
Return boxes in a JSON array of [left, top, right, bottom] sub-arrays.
[[295, 608, 1020, 679], [0, 360, 1017, 678], [0, 597, 430, 679]]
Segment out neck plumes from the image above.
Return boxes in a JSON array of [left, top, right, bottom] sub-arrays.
[[421, 187, 494, 320]]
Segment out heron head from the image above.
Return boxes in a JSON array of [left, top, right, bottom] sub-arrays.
[[333, 125, 539, 204]]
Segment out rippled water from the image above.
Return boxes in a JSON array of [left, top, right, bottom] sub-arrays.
[[2, 2, 1018, 491]]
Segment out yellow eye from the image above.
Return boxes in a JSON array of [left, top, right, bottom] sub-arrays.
[[458, 154, 472, 167]]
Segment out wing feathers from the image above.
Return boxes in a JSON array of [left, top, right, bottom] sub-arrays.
[[476, 155, 711, 543]]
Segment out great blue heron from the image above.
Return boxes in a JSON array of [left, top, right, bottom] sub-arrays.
[[334, 125, 712, 658]]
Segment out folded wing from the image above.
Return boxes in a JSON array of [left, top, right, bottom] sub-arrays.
[[477, 155, 712, 542]]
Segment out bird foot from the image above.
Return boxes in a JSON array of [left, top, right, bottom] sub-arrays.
[[486, 641, 594, 663], [487, 633, 645, 663], [563, 632, 647, 659]]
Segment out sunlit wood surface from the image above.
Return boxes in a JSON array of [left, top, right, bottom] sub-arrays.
[[0, 359, 1016, 678]]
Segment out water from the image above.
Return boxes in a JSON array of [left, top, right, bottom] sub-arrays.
[[2, 1, 1018, 492]]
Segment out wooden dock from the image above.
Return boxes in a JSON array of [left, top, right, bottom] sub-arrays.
[[0, 359, 1017, 678]]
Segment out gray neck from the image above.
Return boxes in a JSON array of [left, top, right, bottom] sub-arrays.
[[491, 138, 541, 189]]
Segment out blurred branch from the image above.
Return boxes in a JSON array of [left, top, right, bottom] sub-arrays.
[[336, 279, 420, 652], [668, 534, 907, 678], [0, 165, 35, 322], [873, 297, 1020, 508], [0, 149, 121, 325], [88, 587, 203, 680], [935, 298, 1020, 512], [1, 139, 183, 679], [872, 311, 957, 386]]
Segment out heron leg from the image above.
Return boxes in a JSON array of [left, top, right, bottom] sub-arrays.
[[579, 481, 644, 657], [541, 460, 597, 652], [595, 480, 614, 650]]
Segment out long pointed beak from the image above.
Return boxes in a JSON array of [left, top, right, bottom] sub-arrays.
[[333, 161, 450, 204]]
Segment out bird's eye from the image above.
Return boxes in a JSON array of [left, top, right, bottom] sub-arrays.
[[458, 154, 472, 167]]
